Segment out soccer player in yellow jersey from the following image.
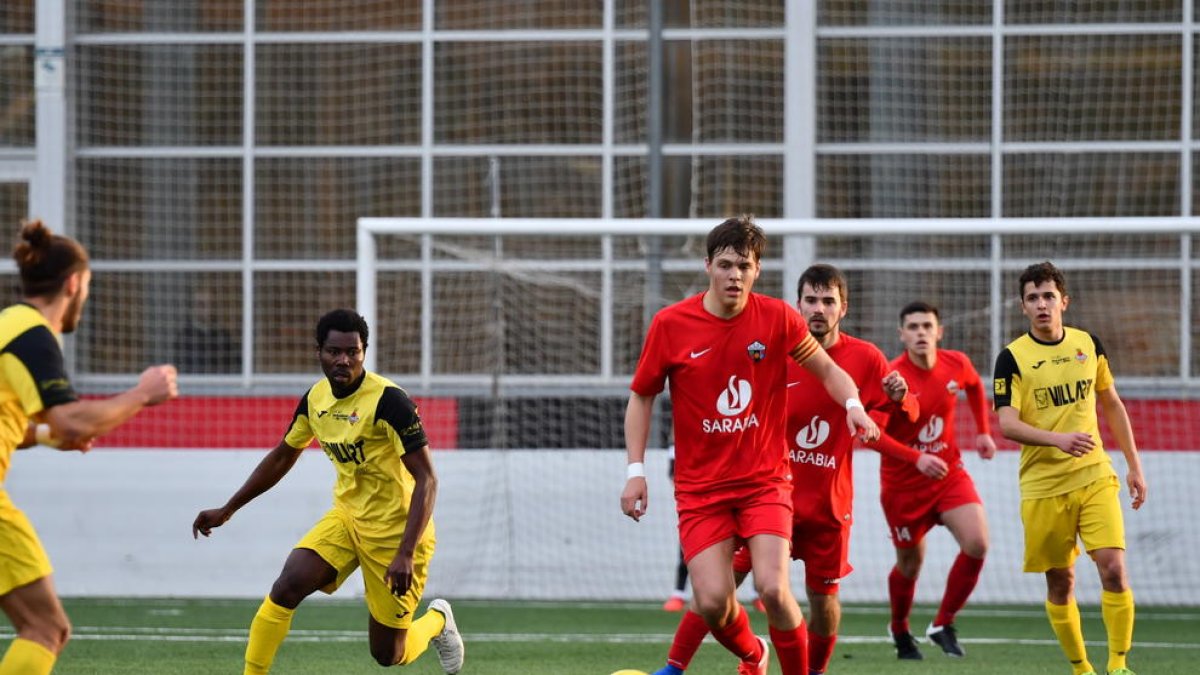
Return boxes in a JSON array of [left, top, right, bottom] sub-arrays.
[[0, 219, 178, 675], [992, 261, 1146, 675], [192, 309, 463, 675]]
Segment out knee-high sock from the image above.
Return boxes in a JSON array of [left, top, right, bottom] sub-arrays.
[[888, 566, 917, 635], [1101, 589, 1135, 673], [807, 628, 837, 674], [708, 606, 761, 663], [0, 638, 56, 675], [245, 595, 295, 675], [666, 609, 709, 669], [769, 622, 808, 675], [1045, 599, 1094, 675], [934, 553, 984, 627], [398, 605, 447, 665]]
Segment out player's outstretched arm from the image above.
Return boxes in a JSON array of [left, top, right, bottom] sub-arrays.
[[192, 440, 305, 538], [42, 364, 178, 449], [800, 348, 879, 441], [1097, 385, 1146, 510], [621, 392, 654, 521]]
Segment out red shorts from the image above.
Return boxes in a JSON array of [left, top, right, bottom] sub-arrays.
[[881, 471, 981, 549], [677, 482, 792, 563], [730, 518, 851, 593]]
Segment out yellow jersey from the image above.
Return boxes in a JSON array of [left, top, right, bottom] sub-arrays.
[[993, 326, 1116, 499], [283, 371, 430, 539], [0, 303, 78, 483]]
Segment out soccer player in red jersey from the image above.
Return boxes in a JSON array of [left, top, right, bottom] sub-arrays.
[[881, 301, 996, 659], [646, 263, 941, 675], [621, 220, 879, 675]]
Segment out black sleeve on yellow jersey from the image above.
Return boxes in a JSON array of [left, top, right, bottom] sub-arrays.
[[992, 347, 1019, 409], [376, 386, 429, 453], [289, 387, 312, 426], [2, 325, 78, 409], [1090, 333, 1107, 358]]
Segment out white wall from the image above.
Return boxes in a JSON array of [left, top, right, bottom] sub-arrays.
[[5, 448, 1197, 605]]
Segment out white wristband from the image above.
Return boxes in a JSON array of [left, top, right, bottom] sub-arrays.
[[845, 397, 864, 412], [626, 462, 646, 479], [35, 424, 57, 447]]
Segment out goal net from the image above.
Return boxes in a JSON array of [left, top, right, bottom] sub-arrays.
[[359, 217, 1200, 604]]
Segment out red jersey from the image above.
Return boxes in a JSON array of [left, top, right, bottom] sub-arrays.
[[787, 333, 894, 526], [882, 349, 987, 491], [631, 292, 818, 497]]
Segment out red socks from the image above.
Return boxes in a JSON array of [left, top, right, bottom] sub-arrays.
[[666, 610, 710, 669], [807, 628, 837, 674], [709, 606, 761, 662], [888, 566, 917, 635], [769, 622, 808, 675], [934, 553, 984, 628]]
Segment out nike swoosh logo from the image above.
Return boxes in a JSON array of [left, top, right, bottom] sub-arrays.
[[690, 348, 712, 359], [786, 381, 801, 388]]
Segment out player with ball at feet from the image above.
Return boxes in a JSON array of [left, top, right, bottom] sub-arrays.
[[621, 218, 879, 675]]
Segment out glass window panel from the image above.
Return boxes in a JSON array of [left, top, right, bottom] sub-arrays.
[[819, 37, 992, 143], [368, 270, 423, 375], [435, 42, 603, 144], [433, 156, 601, 217], [0, 46, 33, 147], [613, 155, 700, 219], [0, 1, 33, 33], [256, 44, 421, 146], [819, 1, 992, 25], [689, 155, 784, 218], [691, 40, 783, 143], [617, 0, 785, 28], [1002, 233, 1180, 261], [254, 271, 356, 373], [256, 158, 422, 259], [76, 0, 243, 32], [1000, 269, 1179, 377], [257, 0, 420, 31], [1004, 153, 1179, 217], [817, 154, 991, 218], [75, 45, 243, 146], [0, 182, 27, 226], [437, 0, 601, 29], [1005, 34, 1181, 142], [76, 272, 241, 375], [1006, 0, 1180, 24], [432, 271, 601, 375], [75, 159, 242, 259]]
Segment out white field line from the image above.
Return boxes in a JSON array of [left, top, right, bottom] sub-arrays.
[[1, 627, 1197, 650]]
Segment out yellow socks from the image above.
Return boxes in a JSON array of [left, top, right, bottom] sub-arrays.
[[0, 637, 56, 675], [1046, 599, 1094, 675], [244, 595, 295, 675], [398, 605, 447, 665], [1101, 589, 1135, 672]]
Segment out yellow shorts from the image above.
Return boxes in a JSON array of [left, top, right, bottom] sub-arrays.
[[295, 508, 435, 629], [1021, 475, 1125, 573], [0, 493, 54, 596]]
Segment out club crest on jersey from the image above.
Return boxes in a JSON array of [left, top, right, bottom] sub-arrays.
[[329, 409, 361, 425], [1075, 348, 1087, 363], [747, 340, 766, 362], [945, 380, 960, 395]]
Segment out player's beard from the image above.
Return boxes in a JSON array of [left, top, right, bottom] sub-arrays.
[[60, 291, 86, 334], [807, 314, 840, 343]]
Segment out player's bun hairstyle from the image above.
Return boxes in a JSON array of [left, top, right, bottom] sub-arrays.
[[899, 300, 940, 323], [315, 308, 369, 349], [13, 219, 90, 298], [707, 215, 766, 262], [798, 263, 849, 303], [1018, 260, 1067, 297]]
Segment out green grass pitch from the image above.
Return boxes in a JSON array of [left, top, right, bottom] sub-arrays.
[[3, 598, 1197, 674]]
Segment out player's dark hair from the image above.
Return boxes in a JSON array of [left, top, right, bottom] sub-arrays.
[[706, 215, 766, 262], [1018, 260, 1067, 297], [13, 219, 89, 298], [316, 308, 369, 348], [797, 263, 848, 303], [899, 300, 940, 324]]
